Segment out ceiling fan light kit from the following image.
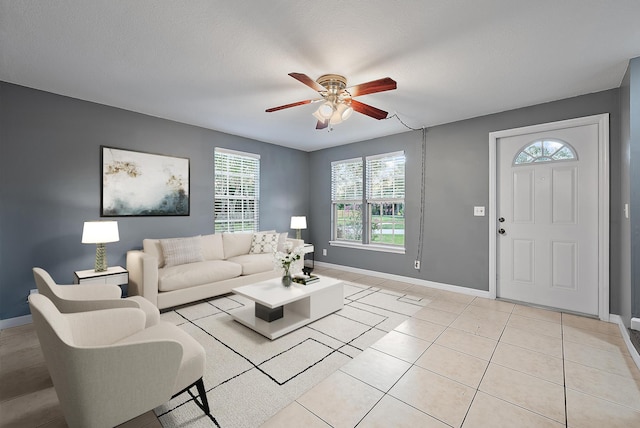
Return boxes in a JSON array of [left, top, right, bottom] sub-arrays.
[[336, 103, 354, 121], [266, 72, 397, 130], [316, 102, 335, 119]]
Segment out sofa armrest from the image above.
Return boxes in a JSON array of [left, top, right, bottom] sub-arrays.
[[287, 238, 304, 250], [126, 250, 159, 307]]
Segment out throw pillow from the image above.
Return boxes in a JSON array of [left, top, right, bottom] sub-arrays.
[[249, 232, 279, 254], [160, 236, 204, 267]]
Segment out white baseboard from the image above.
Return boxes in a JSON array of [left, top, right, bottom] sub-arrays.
[[631, 317, 640, 331], [0, 314, 32, 330], [314, 261, 491, 298], [610, 314, 640, 371]]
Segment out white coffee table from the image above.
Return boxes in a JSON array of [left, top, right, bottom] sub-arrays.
[[230, 275, 344, 340]]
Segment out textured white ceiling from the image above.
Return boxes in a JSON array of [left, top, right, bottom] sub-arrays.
[[1, 1, 639, 151]]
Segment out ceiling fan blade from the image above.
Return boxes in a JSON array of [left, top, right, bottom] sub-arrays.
[[316, 119, 329, 129], [265, 99, 314, 112], [351, 99, 389, 120], [347, 77, 397, 97], [289, 72, 327, 93]]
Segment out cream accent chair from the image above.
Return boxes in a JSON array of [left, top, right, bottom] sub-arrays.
[[28, 293, 210, 428], [33, 267, 160, 327]]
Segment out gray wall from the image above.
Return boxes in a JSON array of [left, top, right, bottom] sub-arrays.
[[0, 82, 309, 320], [310, 90, 623, 309], [0, 81, 629, 321], [629, 57, 640, 320]]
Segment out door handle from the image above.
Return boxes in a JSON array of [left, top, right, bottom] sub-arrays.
[[498, 228, 506, 235]]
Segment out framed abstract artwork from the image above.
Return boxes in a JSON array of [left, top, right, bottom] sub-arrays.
[[101, 146, 190, 216]]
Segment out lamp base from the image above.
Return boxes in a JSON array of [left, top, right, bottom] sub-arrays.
[[94, 243, 107, 272], [296, 229, 302, 240]]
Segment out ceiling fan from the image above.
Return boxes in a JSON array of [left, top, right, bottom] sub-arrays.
[[266, 73, 397, 129]]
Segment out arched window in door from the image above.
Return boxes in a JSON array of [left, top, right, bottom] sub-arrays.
[[513, 139, 577, 165]]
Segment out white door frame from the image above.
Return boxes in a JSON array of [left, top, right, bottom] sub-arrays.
[[489, 114, 610, 320]]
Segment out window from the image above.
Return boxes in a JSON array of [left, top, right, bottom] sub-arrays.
[[214, 148, 260, 232], [331, 158, 363, 242], [367, 152, 405, 247], [331, 151, 406, 251], [513, 139, 577, 165]]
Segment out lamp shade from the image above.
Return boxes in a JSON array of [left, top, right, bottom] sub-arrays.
[[81, 221, 119, 244], [290, 216, 307, 229]]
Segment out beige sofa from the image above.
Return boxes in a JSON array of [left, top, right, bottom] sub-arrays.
[[126, 232, 302, 309]]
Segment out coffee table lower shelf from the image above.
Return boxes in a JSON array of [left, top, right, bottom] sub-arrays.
[[230, 305, 318, 340]]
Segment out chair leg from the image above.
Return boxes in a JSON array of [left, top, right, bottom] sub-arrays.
[[171, 378, 210, 415], [195, 378, 210, 415]]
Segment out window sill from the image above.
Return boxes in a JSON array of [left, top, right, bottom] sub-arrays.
[[329, 241, 406, 254]]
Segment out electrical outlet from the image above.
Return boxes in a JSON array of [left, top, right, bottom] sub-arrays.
[[322, 249, 327, 256], [474, 206, 485, 216], [414, 260, 420, 269]]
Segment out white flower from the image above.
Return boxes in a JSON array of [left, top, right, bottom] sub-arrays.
[[273, 244, 304, 274]]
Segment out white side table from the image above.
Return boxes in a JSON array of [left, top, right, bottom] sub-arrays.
[[74, 266, 129, 286]]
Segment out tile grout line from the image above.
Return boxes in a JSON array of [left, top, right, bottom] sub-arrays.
[[349, 293, 475, 428], [458, 296, 507, 427]]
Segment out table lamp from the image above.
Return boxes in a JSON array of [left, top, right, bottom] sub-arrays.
[[290, 216, 307, 241], [82, 221, 119, 272]]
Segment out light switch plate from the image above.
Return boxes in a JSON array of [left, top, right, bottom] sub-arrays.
[[474, 206, 485, 216]]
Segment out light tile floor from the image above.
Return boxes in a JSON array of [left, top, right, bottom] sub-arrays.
[[263, 266, 640, 428], [3, 266, 640, 427]]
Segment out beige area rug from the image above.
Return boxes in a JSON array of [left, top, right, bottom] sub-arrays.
[[155, 281, 427, 428]]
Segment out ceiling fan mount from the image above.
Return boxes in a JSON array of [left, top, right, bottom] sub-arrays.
[[316, 74, 348, 94], [266, 72, 397, 130]]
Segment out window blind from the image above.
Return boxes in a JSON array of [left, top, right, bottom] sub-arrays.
[[214, 148, 260, 232], [366, 151, 405, 200], [331, 158, 363, 201]]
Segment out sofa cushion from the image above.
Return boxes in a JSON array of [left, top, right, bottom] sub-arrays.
[[158, 260, 242, 292], [160, 236, 204, 267], [201, 233, 225, 260], [222, 232, 253, 258], [249, 232, 279, 254], [226, 253, 275, 276]]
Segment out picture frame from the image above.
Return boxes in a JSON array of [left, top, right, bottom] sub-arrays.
[[101, 146, 190, 216]]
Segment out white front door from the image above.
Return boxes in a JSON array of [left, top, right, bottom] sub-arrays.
[[494, 115, 608, 316]]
